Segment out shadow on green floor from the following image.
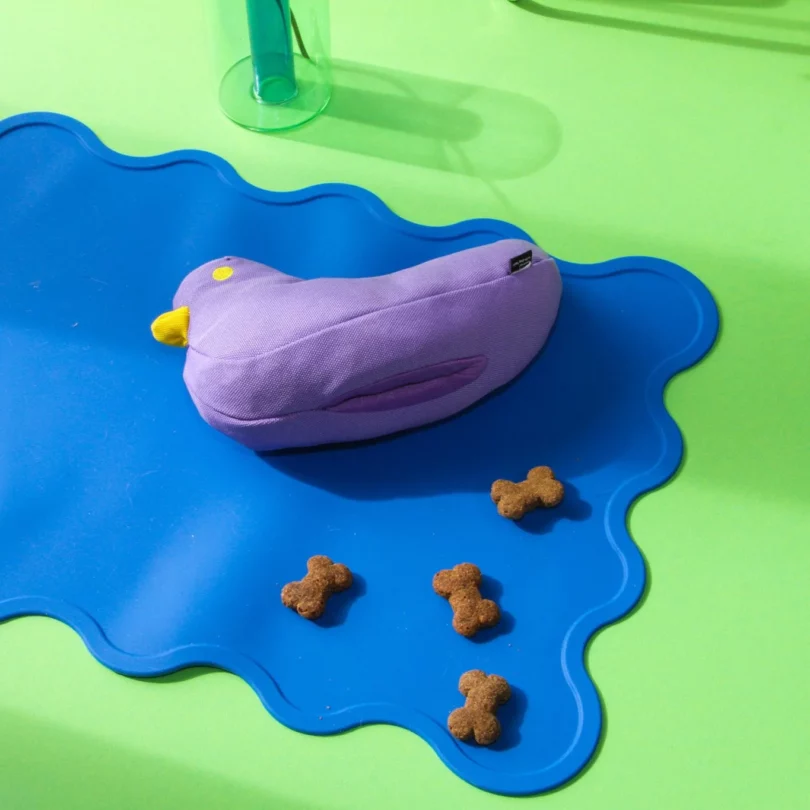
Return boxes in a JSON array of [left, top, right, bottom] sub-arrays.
[[517, 0, 810, 55], [275, 59, 562, 180], [0, 708, 313, 810], [208, 0, 560, 179], [599, 0, 810, 34], [144, 666, 218, 684], [667, 254, 810, 508]]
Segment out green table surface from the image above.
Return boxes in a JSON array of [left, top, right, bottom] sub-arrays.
[[1, 1, 808, 808]]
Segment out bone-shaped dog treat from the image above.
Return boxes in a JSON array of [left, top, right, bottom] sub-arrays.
[[448, 670, 511, 745], [281, 555, 353, 620], [490, 465, 564, 520], [433, 563, 500, 637]]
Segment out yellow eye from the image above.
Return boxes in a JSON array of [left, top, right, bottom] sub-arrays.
[[212, 266, 234, 281]]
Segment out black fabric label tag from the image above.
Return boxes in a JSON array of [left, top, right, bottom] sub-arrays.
[[509, 250, 533, 274]]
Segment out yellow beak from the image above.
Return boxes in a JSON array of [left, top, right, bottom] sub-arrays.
[[151, 306, 190, 347]]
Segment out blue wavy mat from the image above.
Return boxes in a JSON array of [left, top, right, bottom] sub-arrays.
[[0, 113, 718, 795]]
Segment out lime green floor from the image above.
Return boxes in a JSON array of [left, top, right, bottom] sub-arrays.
[[1, 1, 809, 808]]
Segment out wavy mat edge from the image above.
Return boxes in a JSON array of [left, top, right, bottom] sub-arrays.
[[0, 112, 720, 795]]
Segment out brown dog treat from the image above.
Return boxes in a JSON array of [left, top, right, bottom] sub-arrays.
[[281, 555, 352, 620], [433, 563, 500, 638], [491, 465, 564, 520], [448, 670, 511, 745]]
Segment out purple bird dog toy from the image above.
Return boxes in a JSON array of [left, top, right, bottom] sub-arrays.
[[150, 239, 562, 451]]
